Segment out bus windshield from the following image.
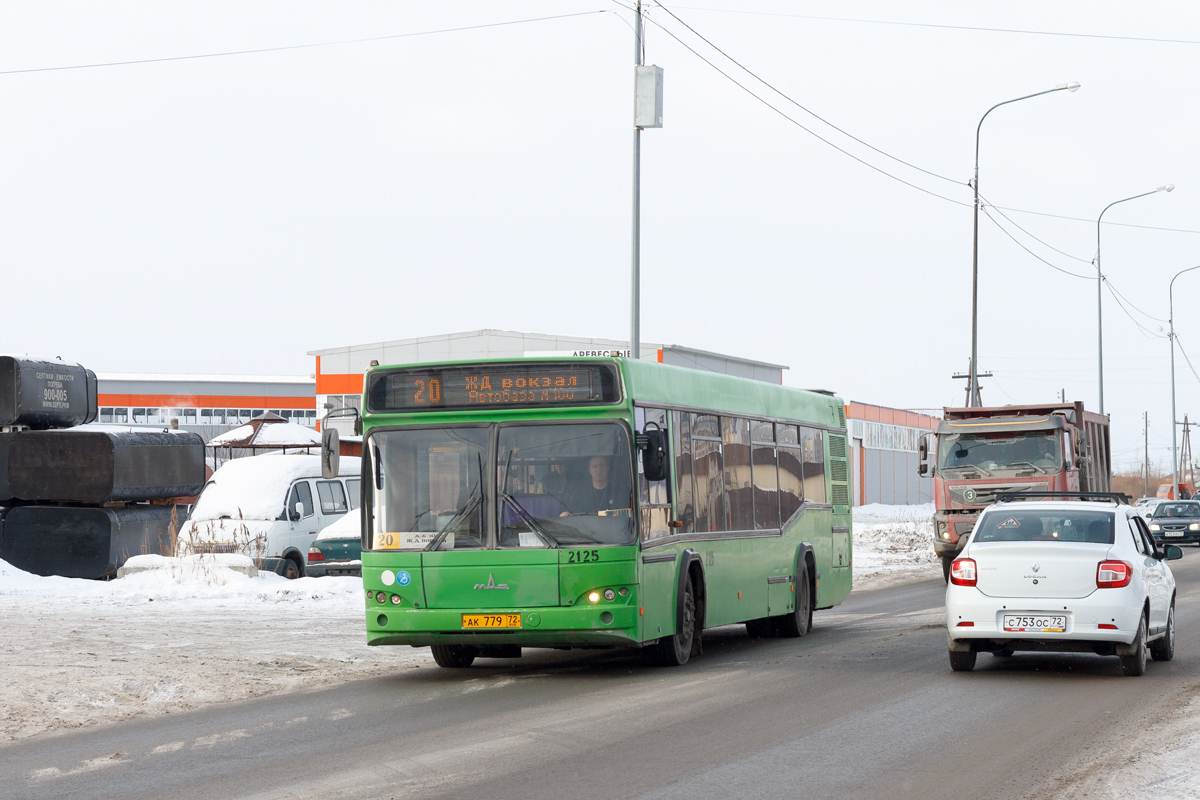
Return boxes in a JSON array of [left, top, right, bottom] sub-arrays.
[[937, 431, 1062, 474], [369, 427, 489, 550], [497, 423, 634, 547], [368, 423, 633, 550]]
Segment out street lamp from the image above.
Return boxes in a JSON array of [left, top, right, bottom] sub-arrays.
[[1169, 265, 1200, 499], [968, 81, 1080, 407], [1095, 184, 1174, 414]]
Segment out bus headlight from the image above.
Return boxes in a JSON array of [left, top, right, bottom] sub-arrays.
[[603, 589, 616, 601], [587, 591, 601, 603]]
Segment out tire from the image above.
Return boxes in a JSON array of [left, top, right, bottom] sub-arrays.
[[949, 649, 977, 672], [1150, 603, 1176, 662], [1120, 614, 1149, 677], [745, 618, 774, 638], [431, 645, 477, 668], [281, 559, 301, 580], [774, 564, 813, 638], [942, 555, 953, 584], [650, 577, 696, 666], [993, 649, 1014, 658]]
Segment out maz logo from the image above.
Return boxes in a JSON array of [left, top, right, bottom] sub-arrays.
[[474, 573, 510, 590]]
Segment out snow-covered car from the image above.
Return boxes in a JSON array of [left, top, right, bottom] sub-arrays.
[[946, 497, 1182, 676], [1147, 500, 1200, 546], [178, 454, 360, 579], [306, 511, 362, 577]]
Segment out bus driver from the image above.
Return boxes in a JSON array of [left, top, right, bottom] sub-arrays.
[[560, 455, 626, 516]]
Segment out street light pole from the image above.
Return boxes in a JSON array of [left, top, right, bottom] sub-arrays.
[[968, 82, 1080, 407], [1095, 184, 1174, 415], [1169, 265, 1200, 500], [630, 0, 643, 360]]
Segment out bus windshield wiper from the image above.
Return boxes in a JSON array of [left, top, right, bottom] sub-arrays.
[[500, 492, 560, 548], [424, 493, 482, 552]]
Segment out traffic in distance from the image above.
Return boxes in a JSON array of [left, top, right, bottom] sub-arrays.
[[328, 357, 853, 668]]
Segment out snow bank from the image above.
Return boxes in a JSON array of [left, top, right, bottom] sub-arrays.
[[852, 503, 939, 589], [0, 557, 363, 607]]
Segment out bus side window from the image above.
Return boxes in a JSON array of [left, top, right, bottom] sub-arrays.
[[801, 427, 826, 503], [778, 425, 803, 523], [636, 407, 671, 540], [673, 410, 695, 534]]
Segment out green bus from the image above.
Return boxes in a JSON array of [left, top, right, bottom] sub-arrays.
[[352, 357, 852, 667]]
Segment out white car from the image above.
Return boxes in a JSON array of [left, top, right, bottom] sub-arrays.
[[946, 498, 1182, 676]]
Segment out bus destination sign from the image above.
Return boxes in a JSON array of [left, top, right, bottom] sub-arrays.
[[367, 363, 621, 412]]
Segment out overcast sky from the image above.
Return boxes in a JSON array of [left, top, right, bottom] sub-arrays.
[[2, 1, 1199, 471]]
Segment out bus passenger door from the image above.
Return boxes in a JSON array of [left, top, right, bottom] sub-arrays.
[[638, 407, 676, 641]]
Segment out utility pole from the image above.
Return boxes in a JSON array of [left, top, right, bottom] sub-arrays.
[[952, 360, 992, 406], [1144, 411, 1149, 498], [628, 2, 663, 361], [630, 0, 643, 360]]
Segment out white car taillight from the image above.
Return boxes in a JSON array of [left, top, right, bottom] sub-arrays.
[[950, 558, 977, 586], [1097, 560, 1132, 588]]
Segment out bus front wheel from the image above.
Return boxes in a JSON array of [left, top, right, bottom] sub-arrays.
[[431, 645, 477, 668], [649, 578, 696, 666]]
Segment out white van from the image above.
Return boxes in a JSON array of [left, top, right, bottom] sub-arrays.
[[179, 453, 360, 578]]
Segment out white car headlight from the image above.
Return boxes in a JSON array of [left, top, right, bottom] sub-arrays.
[[1149, 523, 1161, 531], [1190, 523, 1200, 531]]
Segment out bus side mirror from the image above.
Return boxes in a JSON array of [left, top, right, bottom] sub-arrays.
[[639, 428, 669, 482], [321, 427, 340, 479]]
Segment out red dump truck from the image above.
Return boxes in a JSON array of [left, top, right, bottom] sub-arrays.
[[917, 402, 1111, 581]]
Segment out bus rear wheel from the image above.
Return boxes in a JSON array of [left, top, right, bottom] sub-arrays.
[[431, 645, 477, 668], [774, 565, 812, 638], [649, 578, 696, 666]]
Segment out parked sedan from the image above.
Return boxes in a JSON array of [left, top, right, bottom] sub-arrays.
[[1147, 500, 1200, 545], [306, 512, 361, 577], [946, 499, 1181, 676]]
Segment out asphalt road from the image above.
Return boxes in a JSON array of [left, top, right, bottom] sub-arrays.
[[5, 549, 1199, 800]]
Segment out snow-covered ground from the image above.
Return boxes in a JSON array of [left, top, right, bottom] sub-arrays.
[[851, 502, 942, 590], [0, 557, 428, 744]]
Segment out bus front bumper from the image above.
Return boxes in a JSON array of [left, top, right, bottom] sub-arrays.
[[365, 605, 641, 648]]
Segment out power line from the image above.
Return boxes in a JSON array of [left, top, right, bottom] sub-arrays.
[[669, 5, 1200, 47], [980, 208, 1091, 279], [992, 204, 1200, 236], [637, 10, 974, 207], [978, 193, 1093, 264], [1105, 280, 1166, 339], [1107, 280, 1168, 323], [0, 11, 610, 75], [1174, 334, 1200, 385], [653, 2, 964, 187]]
